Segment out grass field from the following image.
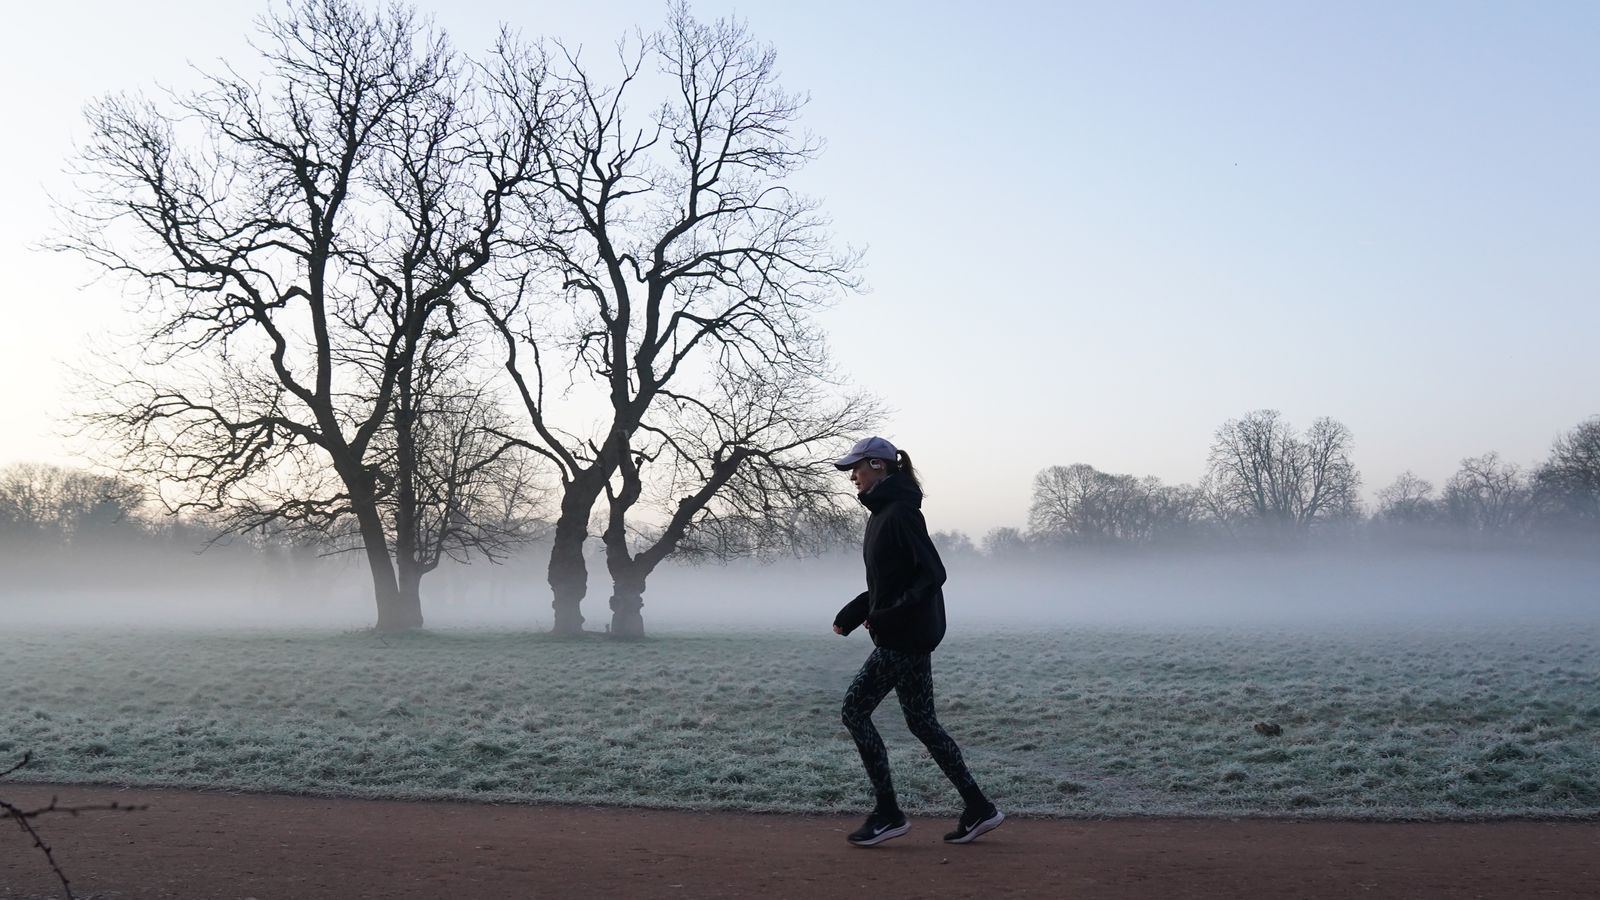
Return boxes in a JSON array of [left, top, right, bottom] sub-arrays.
[[4, 625, 1598, 818]]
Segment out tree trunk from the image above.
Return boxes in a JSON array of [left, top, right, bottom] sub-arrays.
[[546, 463, 618, 635], [601, 451, 745, 641], [391, 374, 424, 631], [547, 512, 589, 635], [361, 520, 418, 632], [351, 488, 419, 633], [396, 558, 425, 626], [609, 581, 646, 639]]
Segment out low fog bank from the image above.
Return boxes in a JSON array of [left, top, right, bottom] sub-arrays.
[[3, 539, 1596, 631], [647, 548, 1600, 630]]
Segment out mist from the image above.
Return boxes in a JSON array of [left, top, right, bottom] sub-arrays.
[[7, 536, 1596, 632]]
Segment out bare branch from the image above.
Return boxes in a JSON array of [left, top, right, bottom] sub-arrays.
[[2, 752, 148, 900]]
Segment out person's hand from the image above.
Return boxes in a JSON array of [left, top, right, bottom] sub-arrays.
[[832, 624, 845, 635]]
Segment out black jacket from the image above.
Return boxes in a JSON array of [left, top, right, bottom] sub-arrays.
[[833, 474, 948, 653]]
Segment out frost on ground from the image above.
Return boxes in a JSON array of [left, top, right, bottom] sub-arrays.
[[3, 626, 1598, 818]]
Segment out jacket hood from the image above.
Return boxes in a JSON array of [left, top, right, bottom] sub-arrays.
[[859, 473, 922, 513]]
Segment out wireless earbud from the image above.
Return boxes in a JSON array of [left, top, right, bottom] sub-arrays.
[[869, 459, 884, 470]]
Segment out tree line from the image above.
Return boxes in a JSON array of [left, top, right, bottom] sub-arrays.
[[963, 410, 1600, 557], [52, 0, 870, 635], [0, 462, 337, 598]]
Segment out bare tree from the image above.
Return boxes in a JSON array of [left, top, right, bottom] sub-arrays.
[[0, 464, 144, 544], [932, 530, 979, 558], [1029, 464, 1102, 543], [1442, 452, 1531, 537], [670, 482, 860, 563], [1376, 470, 1438, 525], [1146, 482, 1212, 543], [1204, 410, 1360, 533], [379, 334, 548, 609], [1028, 464, 1211, 548], [982, 526, 1030, 559], [477, 5, 862, 634], [64, 0, 538, 630], [599, 364, 874, 636], [1028, 463, 1160, 545], [1533, 416, 1600, 532]]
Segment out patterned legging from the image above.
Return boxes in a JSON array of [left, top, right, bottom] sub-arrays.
[[841, 647, 985, 812]]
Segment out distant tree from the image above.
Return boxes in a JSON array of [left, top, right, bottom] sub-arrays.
[[0, 464, 144, 544], [1203, 410, 1360, 533], [64, 0, 539, 631], [144, 507, 236, 552], [242, 517, 338, 608], [982, 526, 1030, 559], [1027, 464, 1213, 548], [1146, 482, 1212, 544], [1441, 452, 1531, 537], [475, 5, 862, 634], [1376, 471, 1439, 525], [1533, 416, 1600, 532], [931, 529, 979, 558], [1029, 464, 1103, 542], [1028, 463, 1159, 545]]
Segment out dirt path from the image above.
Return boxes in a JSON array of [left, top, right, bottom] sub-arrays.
[[3, 785, 1596, 899]]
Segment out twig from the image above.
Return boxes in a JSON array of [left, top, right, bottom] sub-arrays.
[[1, 752, 148, 900]]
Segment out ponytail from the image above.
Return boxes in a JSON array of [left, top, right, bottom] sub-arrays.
[[891, 449, 922, 492]]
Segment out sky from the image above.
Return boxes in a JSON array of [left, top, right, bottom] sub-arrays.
[[2, 0, 1596, 537]]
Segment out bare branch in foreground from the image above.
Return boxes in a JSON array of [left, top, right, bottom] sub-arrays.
[[1, 752, 148, 900]]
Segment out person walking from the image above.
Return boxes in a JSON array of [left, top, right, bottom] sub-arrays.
[[831, 436, 1004, 847]]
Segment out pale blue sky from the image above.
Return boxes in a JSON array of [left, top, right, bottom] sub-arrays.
[[2, 1, 1596, 534]]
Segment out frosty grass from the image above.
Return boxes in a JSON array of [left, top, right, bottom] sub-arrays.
[[4, 626, 1597, 818]]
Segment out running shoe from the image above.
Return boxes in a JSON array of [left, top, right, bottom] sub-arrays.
[[943, 803, 1005, 843], [847, 809, 910, 847]]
